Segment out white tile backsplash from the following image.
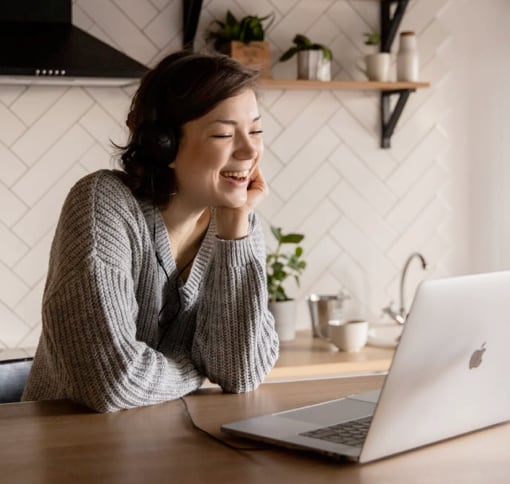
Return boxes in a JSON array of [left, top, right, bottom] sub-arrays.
[[0, 0, 462, 347]]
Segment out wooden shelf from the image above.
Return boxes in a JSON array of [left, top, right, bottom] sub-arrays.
[[260, 79, 430, 91]]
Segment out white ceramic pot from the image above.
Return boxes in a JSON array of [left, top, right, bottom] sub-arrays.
[[297, 50, 331, 81], [364, 53, 391, 81], [269, 300, 297, 342]]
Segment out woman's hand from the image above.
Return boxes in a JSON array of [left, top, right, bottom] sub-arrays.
[[215, 164, 268, 240]]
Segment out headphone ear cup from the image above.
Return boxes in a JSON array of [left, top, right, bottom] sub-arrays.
[[158, 129, 177, 163]]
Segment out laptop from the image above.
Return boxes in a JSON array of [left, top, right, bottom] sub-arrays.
[[222, 271, 510, 463]]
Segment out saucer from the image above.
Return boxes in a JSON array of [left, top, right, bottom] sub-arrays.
[[367, 324, 403, 348]]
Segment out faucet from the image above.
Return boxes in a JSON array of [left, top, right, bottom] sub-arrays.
[[382, 252, 428, 324]]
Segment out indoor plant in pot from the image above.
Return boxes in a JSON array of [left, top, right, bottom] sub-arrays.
[[266, 226, 307, 341], [206, 10, 274, 78], [362, 32, 390, 81], [279, 34, 333, 81]]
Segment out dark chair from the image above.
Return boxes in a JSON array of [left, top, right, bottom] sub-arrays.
[[0, 357, 33, 403]]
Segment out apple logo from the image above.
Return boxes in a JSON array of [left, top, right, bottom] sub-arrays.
[[469, 342, 487, 369]]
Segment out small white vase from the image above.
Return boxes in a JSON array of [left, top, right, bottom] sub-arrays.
[[364, 53, 391, 81], [297, 50, 331, 81], [396, 31, 419, 82], [269, 300, 297, 342]]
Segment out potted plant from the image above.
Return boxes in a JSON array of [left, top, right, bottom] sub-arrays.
[[362, 32, 390, 81], [279, 34, 333, 81], [206, 10, 274, 78], [266, 226, 307, 341]]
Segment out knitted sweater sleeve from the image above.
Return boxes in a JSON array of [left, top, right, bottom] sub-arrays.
[[25, 172, 204, 412], [191, 215, 280, 393]]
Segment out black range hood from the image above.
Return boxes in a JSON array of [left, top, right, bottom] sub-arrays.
[[0, 0, 148, 86]]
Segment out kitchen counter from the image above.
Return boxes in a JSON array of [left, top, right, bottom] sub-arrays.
[[268, 330, 394, 382]]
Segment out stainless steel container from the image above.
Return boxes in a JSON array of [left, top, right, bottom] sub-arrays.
[[306, 294, 342, 339]]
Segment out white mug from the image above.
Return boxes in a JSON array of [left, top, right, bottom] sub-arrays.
[[363, 53, 390, 82], [328, 320, 369, 352]]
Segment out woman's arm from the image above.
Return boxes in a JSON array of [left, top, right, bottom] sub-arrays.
[[191, 215, 279, 392]]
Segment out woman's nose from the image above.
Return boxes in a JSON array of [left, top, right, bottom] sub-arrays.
[[234, 136, 260, 160]]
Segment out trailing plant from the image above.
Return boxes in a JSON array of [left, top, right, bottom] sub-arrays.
[[364, 32, 381, 46], [279, 34, 333, 62], [207, 10, 275, 53], [266, 226, 307, 303]]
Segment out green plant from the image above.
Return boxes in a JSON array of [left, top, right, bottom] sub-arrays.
[[266, 226, 307, 302], [279, 34, 333, 62], [364, 32, 381, 46], [207, 10, 275, 53]]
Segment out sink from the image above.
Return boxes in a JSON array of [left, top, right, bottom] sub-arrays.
[[367, 324, 403, 348]]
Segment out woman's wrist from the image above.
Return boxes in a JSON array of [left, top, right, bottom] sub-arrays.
[[215, 207, 250, 240]]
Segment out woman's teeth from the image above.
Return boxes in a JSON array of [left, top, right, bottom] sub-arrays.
[[221, 170, 250, 180]]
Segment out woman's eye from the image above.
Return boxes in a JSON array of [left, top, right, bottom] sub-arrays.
[[250, 130, 264, 135], [211, 134, 232, 138]]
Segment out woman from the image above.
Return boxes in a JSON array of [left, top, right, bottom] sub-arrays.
[[22, 51, 279, 412]]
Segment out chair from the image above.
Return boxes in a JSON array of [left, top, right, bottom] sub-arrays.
[[0, 357, 33, 403]]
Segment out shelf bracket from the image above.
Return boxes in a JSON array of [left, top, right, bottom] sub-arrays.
[[380, 89, 414, 148], [182, 0, 203, 51], [380, 0, 410, 53]]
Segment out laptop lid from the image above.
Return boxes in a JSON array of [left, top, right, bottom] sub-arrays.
[[222, 271, 510, 463]]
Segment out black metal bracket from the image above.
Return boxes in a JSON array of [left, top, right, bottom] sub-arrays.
[[182, 0, 203, 51], [380, 89, 414, 148], [379, 0, 411, 148], [380, 0, 410, 53]]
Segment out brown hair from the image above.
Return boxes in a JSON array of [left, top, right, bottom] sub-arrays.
[[117, 51, 260, 207]]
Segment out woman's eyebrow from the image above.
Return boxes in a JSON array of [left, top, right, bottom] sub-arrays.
[[209, 114, 262, 126]]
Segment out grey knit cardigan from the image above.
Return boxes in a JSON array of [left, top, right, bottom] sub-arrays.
[[22, 170, 279, 412]]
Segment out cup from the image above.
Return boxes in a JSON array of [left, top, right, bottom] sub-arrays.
[[364, 53, 390, 81], [328, 320, 369, 352]]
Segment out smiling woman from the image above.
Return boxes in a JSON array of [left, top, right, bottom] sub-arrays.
[[21, 51, 279, 413]]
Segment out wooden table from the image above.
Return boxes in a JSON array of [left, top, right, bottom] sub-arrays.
[[1, 374, 510, 484], [270, 330, 394, 381]]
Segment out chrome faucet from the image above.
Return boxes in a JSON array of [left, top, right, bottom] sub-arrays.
[[383, 252, 428, 324]]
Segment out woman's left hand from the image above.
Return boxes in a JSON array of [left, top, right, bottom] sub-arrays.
[[215, 164, 268, 240]]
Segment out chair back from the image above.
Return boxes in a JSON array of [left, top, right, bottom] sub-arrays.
[[0, 357, 33, 403]]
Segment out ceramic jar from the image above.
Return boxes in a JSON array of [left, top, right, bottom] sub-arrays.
[[396, 31, 419, 82]]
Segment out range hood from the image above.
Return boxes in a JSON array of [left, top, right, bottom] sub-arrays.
[[0, 0, 148, 86]]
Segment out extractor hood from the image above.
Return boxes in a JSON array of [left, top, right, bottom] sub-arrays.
[[0, 0, 148, 86]]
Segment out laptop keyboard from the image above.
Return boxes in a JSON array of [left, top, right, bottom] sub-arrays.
[[299, 416, 372, 447]]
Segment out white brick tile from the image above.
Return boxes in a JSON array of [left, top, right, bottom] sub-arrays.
[[256, 190, 284, 222], [0, 223, 28, 268], [388, 127, 448, 197], [0, 85, 26, 106], [11, 89, 93, 166], [149, 0, 170, 11], [260, 149, 283, 183], [12, 125, 95, 206], [330, 180, 397, 250], [145, 1, 181, 49], [271, 163, 340, 229], [298, 199, 342, 252], [419, 19, 449, 66], [0, 103, 26, 145], [79, 144, 115, 173], [12, 165, 88, 247], [14, 230, 53, 287], [0, 302, 30, 348], [84, 87, 132, 124], [259, 106, 283, 146], [272, 126, 339, 201], [79, 105, 125, 150], [113, 0, 159, 29], [271, 91, 340, 163], [0, 263, 29, 308], [269, 89, 320, 127], [10, 86, 66, 125], [0, 184, 27, 227], [330, 144, 397, 215], [387, 163, 445, 230], [14, 280, 45, 329], [0, 142, 25, 187]]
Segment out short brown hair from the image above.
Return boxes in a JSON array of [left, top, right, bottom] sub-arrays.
[[117, 51, 260, 207]]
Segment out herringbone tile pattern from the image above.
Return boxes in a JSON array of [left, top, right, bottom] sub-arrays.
[[0, 0, 451, 349]]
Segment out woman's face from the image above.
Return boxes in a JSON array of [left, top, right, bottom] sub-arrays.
[[170, 88, 263, 210]]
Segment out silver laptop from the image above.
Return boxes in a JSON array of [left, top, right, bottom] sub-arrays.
[[222, 271, 510, 463]]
